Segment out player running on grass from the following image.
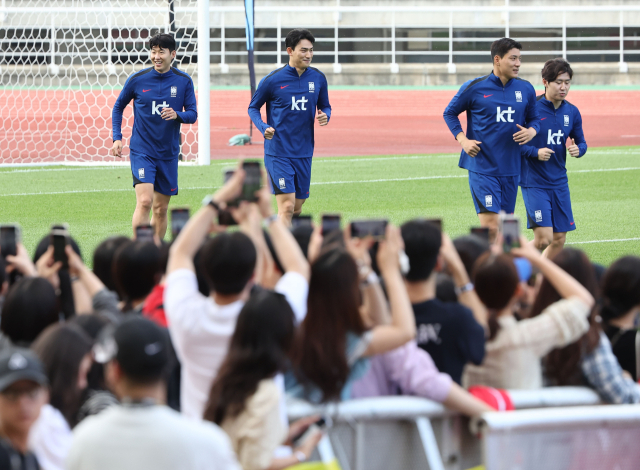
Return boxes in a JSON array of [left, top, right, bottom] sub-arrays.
[[520, 58, 587, 259], [248, 29, 332, 226], [443, 38, 540, 240], [111, 33, 197, 239]]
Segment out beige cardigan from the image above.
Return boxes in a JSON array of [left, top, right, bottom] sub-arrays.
[[221, 379, 287, 470], [463, 297, 591, 390]]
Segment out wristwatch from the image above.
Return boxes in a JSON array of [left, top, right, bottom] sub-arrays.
[[263, 214, 278, 227], [201, 195, 220, 212], [294, 451, 307, 463], [455, 282, 474, 296]]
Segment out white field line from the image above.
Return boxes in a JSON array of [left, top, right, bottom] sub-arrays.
[[568, 238, 640, 245]]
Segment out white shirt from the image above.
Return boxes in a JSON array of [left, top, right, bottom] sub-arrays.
[[29, 404, 72, 470], [164, 269, 308, 419], [66, 404, 241, 470]]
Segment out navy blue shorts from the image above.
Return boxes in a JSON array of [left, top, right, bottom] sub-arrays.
[[468, 171, 518, 214], [521, 185, 576, 233], [264, 155, 312, 200], [130, 151, 178, 196]]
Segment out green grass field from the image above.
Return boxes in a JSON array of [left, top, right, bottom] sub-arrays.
[[1, 145, 639, 266]]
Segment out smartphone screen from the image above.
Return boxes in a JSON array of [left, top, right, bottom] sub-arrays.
[[135, 224, 155, 243], [0, 225, 19, 258], [321, 214, 341, 236], [51, 229, 69, 269], [291, 215, 312, 230], [171, 207, 190, 240], [501, 217, 521, 253], [222, 169, 240, 208], [350, 219, 388, 240], [470, 226, 490, 242], [425, 218, 443, 231], [241, 161, 261, 202]]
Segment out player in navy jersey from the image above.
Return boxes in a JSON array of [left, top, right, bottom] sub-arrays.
[[111, 33, 197, 239], [248, 29, 332, 226], [443, 38, 540, 240], [520, 58, 587, 259]]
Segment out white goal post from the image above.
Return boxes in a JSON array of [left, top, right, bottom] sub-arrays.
[[0, 0, 211, 166]]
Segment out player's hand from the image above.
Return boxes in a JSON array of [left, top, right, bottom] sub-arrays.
[[264, 127, 275, 140], [566, 137, 580, 157], [111, 140, 123, 157], [460, 137, 482, 157], [513, 125, 536, 145], [160, 107, 177, 120], [317, 110, 328, 126], [538, 148, 554, 161]]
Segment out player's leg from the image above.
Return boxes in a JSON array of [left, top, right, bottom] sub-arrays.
[[521, 186, 554, 252], [543, 232, 567, 260], [543, 185, 576, 259], [264, 155, 296, 226], [468, 171, 501, 242], [292, 157, 312, 218], [150, 157, 179, 240], [130, 151, 157, 233]]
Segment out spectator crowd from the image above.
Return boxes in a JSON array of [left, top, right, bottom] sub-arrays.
[[0, 162, 639, 470]]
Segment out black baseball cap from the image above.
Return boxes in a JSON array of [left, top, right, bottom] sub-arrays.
[[0, 348, 48, 392], [112, 317, 170, 382]]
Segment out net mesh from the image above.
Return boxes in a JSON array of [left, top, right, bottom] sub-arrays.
[[0, 0, 200, 164]]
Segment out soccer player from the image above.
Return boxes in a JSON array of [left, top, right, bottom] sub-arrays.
[[443, 38, 540, 240], [520, 58, 587, 259], [111, 33, 197, 239], [248, 29, 332, 226]]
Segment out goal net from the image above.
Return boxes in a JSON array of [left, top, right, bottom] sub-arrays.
[[0, 0, 201, 165]]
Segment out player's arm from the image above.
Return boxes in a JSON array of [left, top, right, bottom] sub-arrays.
[[567, 108, 587, 158], [174, 78, 198, 124], [111, 76, 135, 157], [248, 79, 274, 139], [316, 77, 331, 126], [443, 83, 482, 157], [513, 89, 541, 145]]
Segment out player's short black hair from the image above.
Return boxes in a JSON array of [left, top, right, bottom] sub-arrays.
[[285, 29, 315, 50], [491, 38, 522, 60], [149, 33, 176, 52], [541, 58, 574, 84]]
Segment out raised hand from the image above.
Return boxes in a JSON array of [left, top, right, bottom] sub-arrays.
[[538, 148, 554, 161], [316, 110, 328, 126], [513, 124, 536, 145], [566, 137, 580, 157], [264, 127, 275, 140]]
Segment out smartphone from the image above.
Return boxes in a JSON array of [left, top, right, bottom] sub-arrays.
[[0, 225, 20, 259], [240, 161, 261, 202], [500, 215, 521, 253], [425, 218, 443, 231], [291, 215, 313, 230], [217, 209, 238, 226], [135, 224, 155, 243], [292, 416, 332, 447], [350, 219, 388, 240], [50, 229, 69, 269], [171, 207, 190, 240], [321, 214, 341, 236], [470, 226, 490, 242]]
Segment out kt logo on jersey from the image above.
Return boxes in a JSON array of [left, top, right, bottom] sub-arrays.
[[496, 107, 515, 123], [152, 101, 169, 115], [547, 129, 564, 145], [291, 97, 308, 111]]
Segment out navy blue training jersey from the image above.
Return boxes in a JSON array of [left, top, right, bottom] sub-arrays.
[[520, 95, 587, 189], [112, 67, 197, 161], [248, 64, 332, 159], [443, 72, 540, 177]]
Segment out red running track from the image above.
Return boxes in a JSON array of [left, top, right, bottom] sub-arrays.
[[2, 89, 640, 163]]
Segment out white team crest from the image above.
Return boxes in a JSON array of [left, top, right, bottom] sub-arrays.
[[171, 86, 177, 97], [138, 168, 145, 179], [279, 178, 286, 189], [485, 195, 493, 207], [564, 115, 569, 126], [309, 82, 315, 93], [515, 91, 522, 102], [535, 210, 542, 223]]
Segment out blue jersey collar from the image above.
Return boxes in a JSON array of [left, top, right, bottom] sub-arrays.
[[285, 63, 309, 77], [539, 94, 566, 111], [488, 71, 521, 88]]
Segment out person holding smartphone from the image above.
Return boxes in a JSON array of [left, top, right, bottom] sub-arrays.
[[520, 58, 587, 259], [111, 33, 197, 240], [248, 29, 332, 226]]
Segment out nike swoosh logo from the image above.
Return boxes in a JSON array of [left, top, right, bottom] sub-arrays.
[[142, 89, 151, 92], [541, 117, 547, 120], [280, 85, 289, 89], [171, 187, 178, 192], [483, 94, 493, 98]]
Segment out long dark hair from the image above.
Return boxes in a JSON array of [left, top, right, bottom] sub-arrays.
[[529, 248, 600, 385], [31, 323, 93, 428], [290, 249, 367, 403], [473, 253, 520, 340], [599, 256, 640, 322], [203, 289, 295, 425]]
